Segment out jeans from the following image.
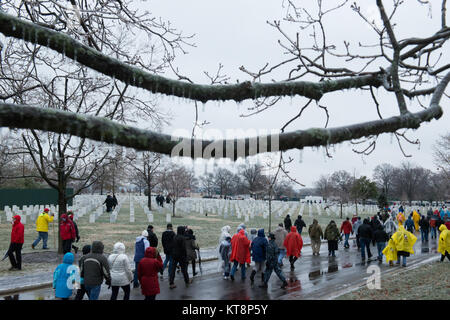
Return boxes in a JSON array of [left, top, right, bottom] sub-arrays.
[[344, 233, 350, 248], [311, 239, 321, 255], [224, 260, 231, 276], [169, 257, 189, 285], [162, 254, 174, 276], [32, 232, 49, 249], [421, 229, 429, 242], [397, 255, 407, 266], [7, 243, 23, 269], [85, 285, 101, 300], [278, 249, 286, 264], [360, 238, 372, 259], [431, 227, 437, 239], [230, 261, 246, 279], [441, 252, 450, 262], [376, 242, 386, 260], [62, 239, 72, 254], [134, 262, 140, 286], [264, 264, 286, 283], [110, 285, 130, 300]]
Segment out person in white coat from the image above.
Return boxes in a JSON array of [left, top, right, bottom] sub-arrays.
[[108, 242, 133, 300], [384, 216, 398, 238], [216, 226, 231, 272]]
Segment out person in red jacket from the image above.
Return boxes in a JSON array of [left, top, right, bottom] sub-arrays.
[[138, 247, 163, 301], [283, 226, 303, 270], [60, 214, 76, 254], [8, 215, 24, 271], [229, 229, 251, 281], [340, 217, 353, 249]]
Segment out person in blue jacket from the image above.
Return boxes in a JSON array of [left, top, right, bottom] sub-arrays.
[[249, 229, 268, 285], [405, 215, 415, 233], [53, 252, 76, 300]]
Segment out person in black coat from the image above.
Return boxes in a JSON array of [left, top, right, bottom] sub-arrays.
[[147, 225, 158, 248], [373, 226, 389, 262], [103, 195, 115, 213], [169, 226, 190, 289], [112, 194, 118, 209], [161, 223, 175, 277], [284, 215, 292, 232], [294, 215, 306, 234], [358, 219, 373, 260]]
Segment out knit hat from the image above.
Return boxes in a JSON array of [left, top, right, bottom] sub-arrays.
[[44, 208, 49, 212], [141, 230, 148, 237], [268, 233, 276, 240]]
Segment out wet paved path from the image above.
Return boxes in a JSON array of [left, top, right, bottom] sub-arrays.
[[1, 237, 441, 300]]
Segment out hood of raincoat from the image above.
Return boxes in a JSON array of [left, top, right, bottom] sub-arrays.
[[82, 245, 91, 255], [177, 226, 186, 235], [144, 246, 156, 258], [113, 242, 126, 254], [13, 215, 21, 225], [91, 241, 104, 254], [439, 224, 448, 232], [257, 229, 265, 237], [312, 219, 318, 225], [290, 226, 298, 233], [62, 252, 74, 264], [221, 226, 231, 234], [60, 214, 68, 222], [393, 225, 417, 254]]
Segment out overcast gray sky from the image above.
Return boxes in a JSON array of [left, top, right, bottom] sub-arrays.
[[143, 0, 449, 188]]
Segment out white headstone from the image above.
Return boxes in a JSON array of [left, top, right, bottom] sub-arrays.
[[166, 214, 171, 223], [147, 214, 153, 223], [89, 214, 96, 223]]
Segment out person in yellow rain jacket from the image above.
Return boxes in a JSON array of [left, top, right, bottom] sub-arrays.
[[396, 211, 406, 226], [437, 224, 450, 262], [32, 208, 55, 249], [391, 225, 417, 267], [412, 210, 420, 233], [382, 237, 397, 267]]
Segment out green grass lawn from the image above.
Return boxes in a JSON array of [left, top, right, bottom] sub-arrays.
[[0, 199, 377, 257]]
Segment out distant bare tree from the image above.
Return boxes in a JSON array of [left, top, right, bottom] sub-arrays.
[[432, 133, 450, 179], [314, 174, 334, 201], [392, 162, 430, 204], [126, 151, 162, 210], [160, 164, 196, 217], [330, 170, 355, 218], [373, 163, 396, 200]]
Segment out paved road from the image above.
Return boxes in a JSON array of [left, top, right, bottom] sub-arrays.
[[2, 236, 441, 300]]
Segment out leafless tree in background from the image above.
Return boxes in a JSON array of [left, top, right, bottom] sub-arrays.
[[126, 151, 162, 210], [0, 0, 191, 252], [432, 132, 450, 179]]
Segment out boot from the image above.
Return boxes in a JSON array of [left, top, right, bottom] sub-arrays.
[[249, 270, 256, 284], [259, 282, 268, 288]]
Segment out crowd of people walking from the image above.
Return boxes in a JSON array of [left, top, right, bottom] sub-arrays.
[[4, 201, 450, 300]]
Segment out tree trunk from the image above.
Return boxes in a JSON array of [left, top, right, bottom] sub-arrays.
[[340, 202, 343, 219], [147, 182, 152, 210], [172, 200, 176, 217], [268, 191, 272, 233], [57, 187, 67, 254]]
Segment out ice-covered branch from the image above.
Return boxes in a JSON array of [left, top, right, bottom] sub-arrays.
[[0, 11, 384, 103], [0, 101, 443, 160]]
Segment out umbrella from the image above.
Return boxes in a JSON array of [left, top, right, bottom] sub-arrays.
[[2, 249, 9, 261], [196, 248, 203, 275]]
